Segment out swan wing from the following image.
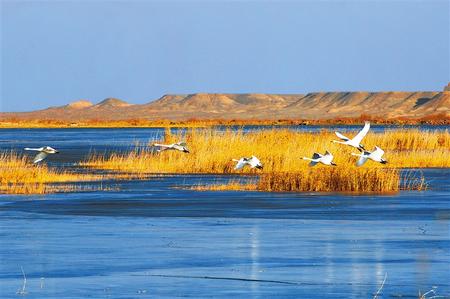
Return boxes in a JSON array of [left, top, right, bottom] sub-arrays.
[[250, 156, 261, 164], [371, 146, 385, 160], [322, 151, 334, 164], [335, 131, 350, 141], [234, 159, 247, 170], [312, 152, 322, 159], [352, 121, 370, 144], [33, 152, 48, 164], [176, 142, 187, 146], [356, 155, 368, 167], [309, 160, 319, 167]]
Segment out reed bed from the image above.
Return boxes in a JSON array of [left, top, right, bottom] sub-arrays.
[[80, 128, 446, 193], [82, 128, 450, 174], [2, 113, 449, 128], [0, 152, 103, 194], [258, 168, 401, 192], [0, 152, 147, 194], [193, 179, 258, 191], [193, 168, 426, 193]]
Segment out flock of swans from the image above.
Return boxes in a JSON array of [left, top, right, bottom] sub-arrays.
[[23, 121, 386, 169], [302, 121, 387, 167]]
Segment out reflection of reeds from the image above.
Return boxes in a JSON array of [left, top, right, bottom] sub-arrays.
[[82, 128, 450, 174]]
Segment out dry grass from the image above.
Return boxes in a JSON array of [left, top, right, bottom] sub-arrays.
[[192, 168, 426, 193], [193, 183, 258, 191], [1, 113, 449, 128], [257, 168, 401, 192], [0, 152, 147, 194], [192, 179, 258, 191], [0, 152, 101, 194], [80, 128, 445, 193], [82, 128, 450, 174]]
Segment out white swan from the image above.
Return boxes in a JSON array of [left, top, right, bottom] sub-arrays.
[[24, 146, 59, 164], [302, 150, 337, 166], [351, 146, 387, 166], [332, 121, 370, 151], [153, 142, 190, 153], [232, 156, 263, 170]]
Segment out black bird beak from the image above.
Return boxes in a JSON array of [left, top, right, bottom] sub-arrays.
[[256, 165, 263, 169], [331, 162, 337, 166], [184, 150, 190, 153], [381, 160, 387, 164], [55, 151, 60, 154]]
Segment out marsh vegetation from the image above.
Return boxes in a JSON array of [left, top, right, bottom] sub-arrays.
[[81, 128, 447, 192]]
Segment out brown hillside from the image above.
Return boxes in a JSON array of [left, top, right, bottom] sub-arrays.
[[1, 87, 449, 121]]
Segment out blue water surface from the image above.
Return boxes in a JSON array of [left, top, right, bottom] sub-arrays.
[[0, 127, 449, 298]]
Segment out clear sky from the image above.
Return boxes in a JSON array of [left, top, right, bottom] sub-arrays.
[[1, 0, 449, 112]]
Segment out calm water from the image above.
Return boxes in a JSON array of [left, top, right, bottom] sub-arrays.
[[0, 127, 449, 298]]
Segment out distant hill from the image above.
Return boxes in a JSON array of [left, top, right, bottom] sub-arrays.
[[1, 86, 449, 121]]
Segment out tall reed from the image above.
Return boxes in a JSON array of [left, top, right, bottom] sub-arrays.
[[82, 128, 450, 174], [0, 152, 103, 194]]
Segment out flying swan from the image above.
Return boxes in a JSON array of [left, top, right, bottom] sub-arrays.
[[24, 146, 59, 164], [232, 156, 263, 170], [152, 142, 190, 153], [302, 150, 337, 166], [351, 146, 387, 166], [332, 121, 370, 152]]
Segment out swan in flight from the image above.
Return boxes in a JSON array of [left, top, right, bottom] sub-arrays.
[[153, 142, 190, 153], [24, 146, 59, 164], [332, 121, 370, 152], [232, 156, 263, 170], [351, 146, 387, 166], [302, 150, 337, 166]]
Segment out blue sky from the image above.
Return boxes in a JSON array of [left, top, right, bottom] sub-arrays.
[[1, 0, 449, 112]]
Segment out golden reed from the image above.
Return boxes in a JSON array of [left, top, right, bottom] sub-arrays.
[[0, 152, 106, 194], [1, 113, 449, 128], [0, 152, 148, 194], [83, 128, 450, 172], [81, 128, 446, 192]]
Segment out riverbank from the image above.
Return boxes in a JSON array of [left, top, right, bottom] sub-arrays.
[[1, 114, 449, 128]]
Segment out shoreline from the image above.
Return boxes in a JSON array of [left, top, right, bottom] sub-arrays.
[[1, 119, 449, 129]]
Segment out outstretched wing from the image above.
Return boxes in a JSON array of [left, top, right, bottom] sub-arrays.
[[153, 143, 171, 151], [33, 152, 48, 164], [312, 153, 322, 159], [234, 159, 247, 170], [356, 155, 369, 167], [371, 146, 385, 160], [309, 161, 319, 167], [352, 121, 370, 144], [176, 142, 187, 146], [249, 156, 262, 168], [335, 131, 350, 141], [322, 151, 334, 164], [157, 146, 171, 152]]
